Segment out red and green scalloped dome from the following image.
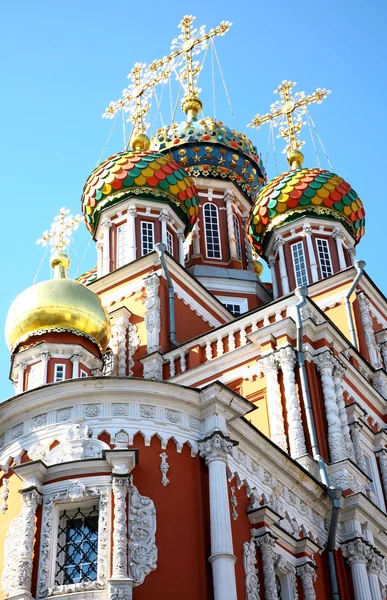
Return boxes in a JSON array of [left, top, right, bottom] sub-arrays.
[[81, 150, 200, 234], [248, 167, 365, 255]]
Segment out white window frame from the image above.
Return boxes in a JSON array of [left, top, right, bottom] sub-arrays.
[[28, 363, 41, 390], [316, 237, 333, 279], [216, 296, 248, 316], [141, 221, 155, 256], [80, 369, 88, 378], [232, 213, 242, 260], [54, 364, 66, 383], [363, 447, 386, 511], [291, 241, 309, 287], [203, 203, 222, 259], [116, 223, 127, 268], [166, 230, 173, 256]]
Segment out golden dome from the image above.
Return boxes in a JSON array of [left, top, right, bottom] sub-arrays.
[[5, 253, 110, 353]]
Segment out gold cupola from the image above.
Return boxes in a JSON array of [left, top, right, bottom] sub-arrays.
[[5, 252, 111, 354]]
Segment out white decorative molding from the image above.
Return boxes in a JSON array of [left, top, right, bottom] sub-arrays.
[[277, 346, 306, 458], [112, 476, 129, 579], [297, 562, 317, 600], [357, 292, 383, 369], [128, 323, 140, 377], [44, 423, 110, 465], [243, 538, 260, 600], [230, 486, 238, 520], [258, 353, 288, 452], [128, 481, 157, 586], [255, 534, 278, 600], [159, 452, 170, 486], [144, 274, 161, 354], [0, 477, 9, 513]]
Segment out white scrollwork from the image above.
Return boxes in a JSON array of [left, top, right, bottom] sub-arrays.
[[144, 274, 161, 354], [332, 361, 355, 460], [377, 450, 387, 502], [342, 538, 371, 565], [255, 534, 278, 600], [159, 452, 170, 486], [112, 477, 129, 579], [110, 584, 133, 599], [143, 358, 163, 381], [0, 478, 9, 514], [128, 482, 157, 586], [297, 562, 317, 600], [349, 421, 367, 473], [277, 346, 306, 458], [230, 486, 238, 520], [258, 353, 288, 452], [199, 433, 234, 463], [243, 538, 260, 600], [357, 292, 383, 369]]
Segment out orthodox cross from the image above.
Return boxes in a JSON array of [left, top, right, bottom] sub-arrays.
[[248, 80, 330, 154], [149, 15, 232, 118], [37, 207, 82, 252]]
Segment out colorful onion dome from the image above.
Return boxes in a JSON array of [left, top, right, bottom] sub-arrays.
[[5, 253, 111, 354], [150, 117, 266, 202], [248, 167, 365, 255], [81, 150, 200, 234]]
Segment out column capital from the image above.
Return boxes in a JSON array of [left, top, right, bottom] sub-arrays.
[[144, 273, 160, 298], [101, 218, 113, 230], [276, 345, 296, 369], [223, 191, 235, 205], [39, 351, 51, 362], [367, 548, 383, 574], [255, 533, 276, 554], [177, 230, 185, 241], [302, 222, 313, 236], [267, 255, 276, 268], [158, 209, 169, 223], [96, 240, 104, 250], [199, 432, 236, 464], [17, 362, 27, 373], [128, 203, 137, 217], [333, 360, 346, 380], [273, 235, 285, 251], [314, 350, 335, 373], [70, 352, 83, 363], [332, 226, 344, 240], [342, 538, 372, 565], [257, 352, 278, 374]]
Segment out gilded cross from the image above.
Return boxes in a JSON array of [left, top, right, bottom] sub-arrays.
[[248, 80, 330, 154], [37, 207, 83, 252]]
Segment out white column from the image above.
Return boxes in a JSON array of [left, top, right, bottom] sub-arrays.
[[144, 274, 161, 354], [115, 316, 129, 376], [159, 209, 169, 247], [192, 222, 201, 255], [258, 354, 288, 452], [342, 539, 372, 600], [277, 347, 307, 458], [332, 227, 347, 270], [349, 421, 367, 473], [96, 241, 104, 278], [199, 433, 237, 600], [333, 361, 356, 460], [367, 550, 383, 600], [297, 562, 317, 600], [224, 192, 237, 259], [274, 237, 290, 295], [314, 351, 347, 462], [357, 292, 382, 369], [243, 538, 260, 600], [348, 246, 356, 265], [70, 353, 82, 379], [177, 231, 185, 265], [16, 363, 27, 394], [377, 449, 387, 501], [101, 219, 112, 276], [112, 476, 129, 579], [255, 534, 278, 600], [268, 257, 279, 299], [39, 352, 50, 385], [243, 216, 255, 272], [303, 224, 319, 282], [127, 204, 137, 262]]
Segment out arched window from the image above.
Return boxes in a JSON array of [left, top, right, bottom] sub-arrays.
[[203, 203, 221, 259], [232, 214, 242, 260]]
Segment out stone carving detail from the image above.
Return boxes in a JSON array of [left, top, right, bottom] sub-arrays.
[[357, 292, 383, 369], [113, 403, 129, 417], [110, 585, 132, 600], [258, 353, 288, 452], [12, 423, 23, 439], [373, 371, 387, 400], [140, 405, 156, 419], [377, 449, 387, 501], [57, 407, 72, 422], [199, 433, 234, 463], [127, 323, 140, 377], [166, 409, 180, 424], [112, 477, 129, 578], [115, 315, 129, 377], [277, 346, 306, 458], [128, 482, 157, 585], [159, 452, 170, 486], [255, 534, 278, 600], [143, 358, 163, 381], [349, 421, 367, 473], [297, 562, 317, 600], [44, 424, 108, 466], [342, 538, 371, 565], [314, 351, 347, 462], [0, 478, 9, 514], [2, 488, 42, 597], [189, 416, 201, 431], [37, 485, 109, 598], [85, 404, 100, 417], [0, 434, 4, 449], [332, 362, 355, 460], [230, 486, 238, 520], [28, 442, 46, 460], [243, 538, 260, 600], [144, 274, 161, 353], [275, 555, 298, 599], [32, 413, 47, 430], [115, 430, 129, 449]]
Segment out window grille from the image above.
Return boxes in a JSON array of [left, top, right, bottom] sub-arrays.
[[116, 224, 127, 268], [316, 238, 333, 278], [203, 203, 221, 259], [55, 505, 99, 585], [166, 230, 173, 256], [232, 214, 242, 260], [141, 222, 154, 256], [54, 364, 66, 382], [224, 303, 242, 316], [291, 242, 308, 287]]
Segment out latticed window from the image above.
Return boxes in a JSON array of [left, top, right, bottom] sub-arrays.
[[224, 303, 242, 316], [116, 224, 127, 268], [316, 238, 333, 278], [166, 230, 173, 256], [291, 241, 308, 287], [54, 364, 66, 382], [141, 221, 154, 256], [55, 505, 99, 585], [203, 203, 221, 259], [232, 214, 242, 260]]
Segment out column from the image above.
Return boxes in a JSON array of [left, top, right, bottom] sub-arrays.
[[349, 421, 367, 472], [159, 209, 169, 247], [101, 219, 112, 276], [314, 351, 347, 462], [342, 539, 372, 600], [96, 241, 104, 278], [348, 246, 356, 265], [16, 363, 27, 394], [357, 292, 382, 369], [268, 257, 279, 299], [177, 231, 185, 265], [39, 352, 50, 385], [376, 449, 387, 501], [71, 352, 82, 379], [127, 204, 137, 262], [255, 534, 278, 600], [332, 227, 347, 270], [333, 361, 356, 460], [199, 433, 237, 600], [243, 216, 255, 272], [115, 316, 129, 376], [144, 274, 161, 354], [379, 341, 387, 371], [258, 354, 288, 452], [297, 562, 317, 600], [303, 224, 319, 282], [192, 222, 201, 255], [367, 549, 383, 600], [112, 476, 130, 579], [277, 347, 307, 458], [12, 488, 42, 598], [273, 237, 290, 295], [224, 192, 237, 259]]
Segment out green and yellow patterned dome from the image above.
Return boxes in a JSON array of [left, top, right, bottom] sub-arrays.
[[81, 150, 200, 234], [248, 165, 365, 255]]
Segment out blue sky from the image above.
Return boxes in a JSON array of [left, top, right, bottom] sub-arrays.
[[1, 0, 386, 397]]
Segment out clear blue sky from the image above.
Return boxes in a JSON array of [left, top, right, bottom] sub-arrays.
[[1, 0, 386, 398]]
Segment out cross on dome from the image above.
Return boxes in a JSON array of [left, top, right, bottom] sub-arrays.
[[248, 80, 330, 166], [37, 207, 83, 253]]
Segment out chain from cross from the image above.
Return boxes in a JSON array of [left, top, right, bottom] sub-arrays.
[[149, 15, 231, 105], [248, 80, 330, 154], [37, 207, 83, 252]]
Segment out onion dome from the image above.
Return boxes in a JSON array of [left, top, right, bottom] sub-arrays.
[[150, 117, 266, 202], [81, 149, 200, 235], [5, 253, 111, 354], [248, 157, 365, 255]]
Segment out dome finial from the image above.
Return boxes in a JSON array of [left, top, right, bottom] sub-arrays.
[[287, 149, 304, 170], [181, 94, 203, 120], [50, 251, 70, 279], [130, 132, 151, 151]]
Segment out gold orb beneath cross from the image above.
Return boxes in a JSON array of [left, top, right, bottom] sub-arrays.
[[131, 133, 151, 151]]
